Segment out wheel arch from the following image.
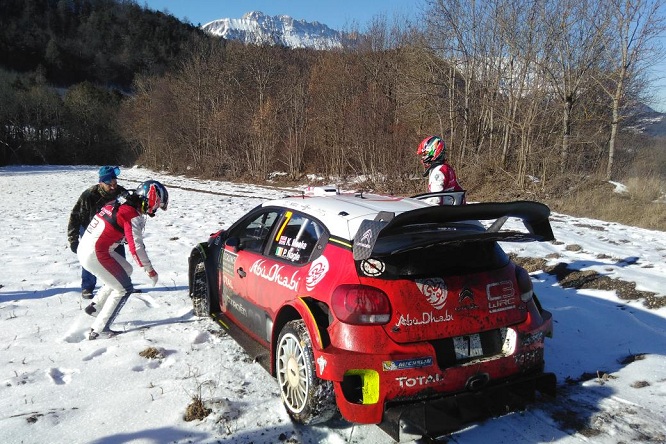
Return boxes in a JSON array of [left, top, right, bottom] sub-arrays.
[[270, 297, 331, 375]]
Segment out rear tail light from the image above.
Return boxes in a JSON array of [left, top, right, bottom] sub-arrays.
[[331, 284, 391, 325], [516, 266, 543, 323], [516, 266, 534, 302]]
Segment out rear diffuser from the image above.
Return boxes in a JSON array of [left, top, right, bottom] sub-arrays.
[[378, 371, 556, 442]]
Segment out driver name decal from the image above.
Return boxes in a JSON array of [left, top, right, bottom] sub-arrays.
[[305, 256, 329, 291], [415, 278, 448, 310], [222, 250, 237, 276], [250, 259, 300, 291]]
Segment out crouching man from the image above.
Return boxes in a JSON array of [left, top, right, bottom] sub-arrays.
[[77, 180, 169, 340]]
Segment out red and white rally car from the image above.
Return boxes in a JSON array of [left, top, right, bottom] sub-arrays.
[[188, 187, 555, 440]]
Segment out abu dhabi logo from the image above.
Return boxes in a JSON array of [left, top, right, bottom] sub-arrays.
[[415, 278, 448, 310], [305, 256, 329, 291]]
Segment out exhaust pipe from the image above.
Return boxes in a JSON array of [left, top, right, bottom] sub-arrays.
[[466, 373, 490, 391]]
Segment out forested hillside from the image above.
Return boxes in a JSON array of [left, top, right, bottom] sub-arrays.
[[0, 0, 208, 165], [1, 0, 665, 230], [0, 0, 205, 88]]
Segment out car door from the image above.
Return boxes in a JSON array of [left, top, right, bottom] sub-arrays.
[[220, 208, 281, 344], [241, 210, 328, 332]]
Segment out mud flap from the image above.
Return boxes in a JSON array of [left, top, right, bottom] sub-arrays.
[[378, 372, 556, 442]]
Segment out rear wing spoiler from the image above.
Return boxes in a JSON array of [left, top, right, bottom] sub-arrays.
[[352, 200, 554, 260], [410, 190, 466, 205]]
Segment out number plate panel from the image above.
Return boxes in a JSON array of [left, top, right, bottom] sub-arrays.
[[453, 334, 483, 360]]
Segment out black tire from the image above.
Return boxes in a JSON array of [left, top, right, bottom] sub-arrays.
[[191, 257, 212, 317], [276, 320, 337, 425]]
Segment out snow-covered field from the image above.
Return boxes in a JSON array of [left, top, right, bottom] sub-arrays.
[[1, 165, 665, 444]]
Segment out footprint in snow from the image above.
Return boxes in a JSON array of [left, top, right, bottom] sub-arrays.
[[192, 331, 210, 344], [82, 347, 107, 361], [47, 367, 79, 385], [133, 293, 160, 308], [61, 327, 90, 343], [177, 306, 194, 317], [618, 256, 640, 266]]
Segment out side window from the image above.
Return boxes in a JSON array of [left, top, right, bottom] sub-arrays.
[[269, 211, 324, 264], [229, 210, 281, 254]]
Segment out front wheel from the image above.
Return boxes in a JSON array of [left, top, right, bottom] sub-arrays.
[[190, 256, 212, 317], [276, 320, 337, 424]]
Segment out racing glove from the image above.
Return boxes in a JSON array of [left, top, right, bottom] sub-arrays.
[[147, 269, 158, 286], [70, 242, 78, 254]]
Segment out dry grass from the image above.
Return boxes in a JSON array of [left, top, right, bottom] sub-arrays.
[[510, 255, 666, 309], [624, 176, 663, 202], [270, 157, 666, 231], [139, 347, 164, 360], [548, 179, 666, 231], [184, 397, 211, 421], [458, 164, 666, 232]]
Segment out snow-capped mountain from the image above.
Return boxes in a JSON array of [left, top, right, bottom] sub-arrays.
[[622, 104, 666, 137], [202, 11, 343, 50]]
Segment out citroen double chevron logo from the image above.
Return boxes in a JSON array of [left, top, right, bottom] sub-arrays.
[[456, 288, 478, 312], [459, 288, 474, 304]]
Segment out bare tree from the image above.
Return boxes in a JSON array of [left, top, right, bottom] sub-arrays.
[[280, 61, 310, 179], [598, 0, 666, 180], [425, 0, 489, 164], [537, 0, 609, 168]]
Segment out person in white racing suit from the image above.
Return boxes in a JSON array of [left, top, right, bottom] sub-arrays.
[[67, 166, 127, 299], [77, 180, 169, 340], [416, 135, 465, 205]]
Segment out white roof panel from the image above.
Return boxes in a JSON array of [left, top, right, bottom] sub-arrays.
[[263, 192, 431, 239]]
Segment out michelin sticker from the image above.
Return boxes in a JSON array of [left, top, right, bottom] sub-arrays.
[[382, 357, 433, 371]]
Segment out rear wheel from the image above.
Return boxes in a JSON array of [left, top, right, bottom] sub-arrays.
[[276, 320, 337, 424], [191, 257, 212, 317]]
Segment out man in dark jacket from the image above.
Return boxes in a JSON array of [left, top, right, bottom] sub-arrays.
[[67, 166, 127, 299]]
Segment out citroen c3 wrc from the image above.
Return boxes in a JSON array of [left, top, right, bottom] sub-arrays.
[[188, 186, 556, 441]]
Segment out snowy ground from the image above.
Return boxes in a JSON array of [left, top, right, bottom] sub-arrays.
[[0, 165, 665, 444]]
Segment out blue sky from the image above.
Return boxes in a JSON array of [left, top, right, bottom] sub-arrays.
[[140, 0, 423, 30]]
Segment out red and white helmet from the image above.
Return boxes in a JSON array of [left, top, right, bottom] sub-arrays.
[[417, 136, 446, 168], [136, 180, 169, 216]]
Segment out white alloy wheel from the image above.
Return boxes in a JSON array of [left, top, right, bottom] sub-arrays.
[[275, 320, 337, 424]]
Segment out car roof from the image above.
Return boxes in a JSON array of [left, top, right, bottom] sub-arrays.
[[263, 188, 431, 240]]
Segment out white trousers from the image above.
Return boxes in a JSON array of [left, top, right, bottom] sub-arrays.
[[78, 243, 134, 334]]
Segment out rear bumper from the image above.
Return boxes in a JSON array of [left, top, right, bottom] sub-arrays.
[[318, 310, 553, 426], [378, 370, 556, 441]]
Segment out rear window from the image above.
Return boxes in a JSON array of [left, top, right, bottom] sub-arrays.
[[364, 241, 509, 279]]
